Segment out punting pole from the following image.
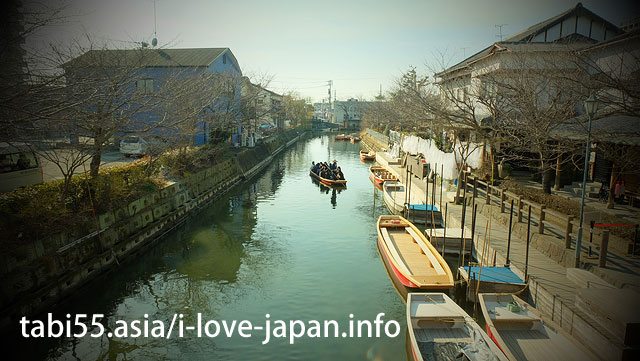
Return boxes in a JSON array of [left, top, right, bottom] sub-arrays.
[[467, 203, 478, 278], [442, 203, 448, 255], [458, 193, 467, 268], [424, 176, 428, 227], [440, 164, 443, 209], [525, 205, 532, 281], [506, 199, 514, 265]]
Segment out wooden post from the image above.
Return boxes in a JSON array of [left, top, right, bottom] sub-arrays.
[[473, 176, 478, 199], [440, 164, 443, 209], [486, 183, 491, 205], [506, 199, 514, 264], [442, 203, 448, 255], [518, 196, 523, 223], [565, 216, 573, 249], [500, 191, 506, 213], [525, 205, 532, 281], [599, 230, 609, 268], [458, 195, 467, 268], [538, 205, 546, 234], [422, 167, 428, 223], [468, 204, 477, 277]]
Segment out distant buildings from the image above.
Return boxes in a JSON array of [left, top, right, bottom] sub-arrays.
[[63, 47, 243, 146]]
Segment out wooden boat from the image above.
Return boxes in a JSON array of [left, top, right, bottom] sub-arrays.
[[369, 165, 397, 186], [377, 216, 454, 300], [407, 293, 509, 361], [360, 149, 376, 161], [404, 204, 443, 228], [382, 181, 424, 215], [426, 228, 473, 255], [309, 168, 347, 187], [479, 293, 597, 361], [458, 266, 527, 302], [350, 136, 361, 143], [335, 134, 346, 141]]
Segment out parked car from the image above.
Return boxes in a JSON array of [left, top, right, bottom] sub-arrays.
[[0, 142, 43, 192], [119, 135, 148, 157]]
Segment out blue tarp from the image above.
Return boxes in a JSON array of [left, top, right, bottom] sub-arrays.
[[408, 204, 438, 211], [466, 266, 524, 284]]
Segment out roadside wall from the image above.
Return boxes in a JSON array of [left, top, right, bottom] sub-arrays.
[[0, 130, 303, 329]]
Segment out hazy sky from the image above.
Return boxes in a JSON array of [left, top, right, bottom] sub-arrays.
[[30, 0, 639, 102]]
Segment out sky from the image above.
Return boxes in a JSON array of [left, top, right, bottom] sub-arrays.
[[26, 0, 639, 103]]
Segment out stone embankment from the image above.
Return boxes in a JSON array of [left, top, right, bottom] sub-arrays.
[[0, 130, 303, 330]]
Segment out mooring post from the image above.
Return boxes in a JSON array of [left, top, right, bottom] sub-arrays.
[[458, 194, 467, 268], [525, 205, 532, 281], [599, 230, 609, 268], [440, 164, 443, 209], [565, 216, 574, 249], [424, 177, 428, 226], [506, 199, 514, 265], [500, 191, 506, 213], [486, 183, 491, 205], [442, 203, 448, 255], [468, 203, 477, 277], [589, 220, 594, 257]]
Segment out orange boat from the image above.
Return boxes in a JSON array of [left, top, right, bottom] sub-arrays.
[[369, 165, 397, 186], [360, 149, 376, 161], [309, 168, 347, 187]]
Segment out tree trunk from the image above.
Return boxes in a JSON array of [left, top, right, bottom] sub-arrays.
[[607, 163, 618, 209], [554, 153, 562, 190], [90, 143, 103, 178], [454, 168, 463, 203], [541, 159, 553, 194]]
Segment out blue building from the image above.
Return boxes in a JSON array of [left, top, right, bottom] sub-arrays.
[[63, 47, 243, 146]]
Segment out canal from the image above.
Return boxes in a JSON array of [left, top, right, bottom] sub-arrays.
[[23, 135, 412, 360]]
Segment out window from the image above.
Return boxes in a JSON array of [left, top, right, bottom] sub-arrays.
[[137, 79, 154, 93]]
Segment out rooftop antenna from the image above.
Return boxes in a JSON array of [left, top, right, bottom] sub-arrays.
[[495, 24, 507, 41], [151, 0, 158, 47]]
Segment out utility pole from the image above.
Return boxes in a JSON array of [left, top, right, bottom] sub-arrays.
[[327, 80, 332, 123], [495, 24, 507, 41]]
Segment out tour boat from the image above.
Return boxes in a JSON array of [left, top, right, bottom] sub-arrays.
[[376, 215, 454, 300], [407, 293, 508, 361], [458, 266, 527, 302], [403, 204, 443, 228], [369, 166, 397, 188], [479, 293, 597, 361], [382, 181, 423, 215], [309, 168, 347, 187], [360, 149, 376, 161]]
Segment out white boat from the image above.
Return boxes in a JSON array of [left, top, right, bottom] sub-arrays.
[[479, 293, 597, 361], [382, 181, 423, 215], [407, 293, 508, 361]]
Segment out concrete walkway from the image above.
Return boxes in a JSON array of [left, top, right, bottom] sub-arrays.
[[373, 150, 639, 361]]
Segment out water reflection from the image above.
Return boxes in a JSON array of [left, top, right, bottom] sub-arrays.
[[18, 135, 408, 361]]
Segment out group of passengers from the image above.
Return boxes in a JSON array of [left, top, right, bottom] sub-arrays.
[[311, 160, 345, 180]]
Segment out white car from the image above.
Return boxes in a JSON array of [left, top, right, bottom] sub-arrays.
[[119, 135, 148, 157]]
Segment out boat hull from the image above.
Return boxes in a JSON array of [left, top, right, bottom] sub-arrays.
[[376, 236, 416, 302], [309, 170, 347, 187]]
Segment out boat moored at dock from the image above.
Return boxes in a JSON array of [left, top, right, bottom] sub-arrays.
[[407, 293, 509, 361], [360, 149, 376, 161], [458, 266, 527, 302], [382, 181, 424, 215], [369, 165, 397, 187], [479, 293, 597, 361], [377, 215, 454, 301]]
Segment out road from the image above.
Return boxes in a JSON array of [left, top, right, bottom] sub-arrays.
[[40, 150, 136, 182]]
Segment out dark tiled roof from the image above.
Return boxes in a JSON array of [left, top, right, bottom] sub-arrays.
[[436, 3, 622, 78], [64, 48, 229, 68], [551, 115, 640, 145]]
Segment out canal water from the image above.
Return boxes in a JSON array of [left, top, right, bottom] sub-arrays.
[[22, 135, 420, 360]]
